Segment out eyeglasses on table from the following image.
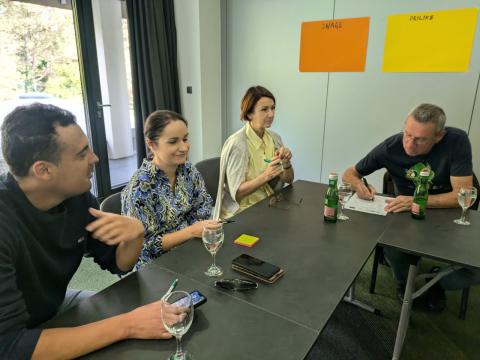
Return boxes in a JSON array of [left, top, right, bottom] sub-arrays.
[[214, 278, 258, 291], [268, 193, 303, 210]]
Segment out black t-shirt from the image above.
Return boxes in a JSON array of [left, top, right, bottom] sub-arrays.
[[0, 173, 124, 359], [355, 127, 472, 195]]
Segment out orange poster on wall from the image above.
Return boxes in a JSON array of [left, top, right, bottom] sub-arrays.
[[299, 17, 370, 72]]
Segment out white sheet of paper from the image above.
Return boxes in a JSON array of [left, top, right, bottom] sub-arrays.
[[344, 193, 390, 216]]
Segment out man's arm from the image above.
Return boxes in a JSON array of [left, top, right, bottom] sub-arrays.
[[342, 166, 376, 200], [428, 175, 473, 208], [86, 208, 144, 272], [384, 175, 473, 213], [32, 300, 179, 360]]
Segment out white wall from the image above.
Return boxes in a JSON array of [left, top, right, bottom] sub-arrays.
[[174, 0, 223, 165], [323, 0, 480, 188], [225, 0, 333, 182], [470, 77, 480, 179], [224, 0, 480, 190], [174, 0, 202, 164], [199, 0, 223, 158]]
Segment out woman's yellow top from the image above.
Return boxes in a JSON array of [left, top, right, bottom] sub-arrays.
[[236, 123, 276, 214]]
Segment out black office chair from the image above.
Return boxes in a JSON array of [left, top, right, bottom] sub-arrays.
[[99, 192, 130, 278], [100, 192, 122, 214], [195, 157, 220, 203], [369, 172, 478, 319]]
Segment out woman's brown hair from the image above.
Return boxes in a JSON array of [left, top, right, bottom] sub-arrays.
[[240, 86, 275, 121], [144, 110, 188, 142]]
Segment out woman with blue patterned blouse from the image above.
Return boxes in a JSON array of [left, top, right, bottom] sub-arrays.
[[121, 110, 216, 268]]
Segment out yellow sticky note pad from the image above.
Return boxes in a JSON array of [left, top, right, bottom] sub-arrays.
[[234, 234, 260, 248], [383, 8, 478, 72]]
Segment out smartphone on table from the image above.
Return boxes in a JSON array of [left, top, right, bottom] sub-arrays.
[[231, 254, 284, 284], [172, 290, 207, 308]]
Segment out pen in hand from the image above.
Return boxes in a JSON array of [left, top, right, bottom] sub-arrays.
[[220, 219, 235, 224], [362, 178, 374, 200], [161, 278, 178, 300], [264, 159, 281, 166]]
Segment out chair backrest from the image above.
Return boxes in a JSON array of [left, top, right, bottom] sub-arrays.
[[195, 157, 220, 203], [100, 192, 122, 214], [382, 171, 395, 196]]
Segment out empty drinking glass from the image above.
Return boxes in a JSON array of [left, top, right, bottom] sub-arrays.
[[161, 291, 194, 360], [202, 222, 224, 276], [338, 183, 353, 221], [454, 187, 477, 226]]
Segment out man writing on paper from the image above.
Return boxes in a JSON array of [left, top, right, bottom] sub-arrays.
[[0, 104, 182, 359], [342, 103, 480, 311]]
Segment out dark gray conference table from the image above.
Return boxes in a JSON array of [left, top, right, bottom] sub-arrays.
[[45, 180, 390, 359], [158, 180, 389, 332], [378, 209, 480, 359], [44, 264, 318, 359], [380, 209, 480, 268]]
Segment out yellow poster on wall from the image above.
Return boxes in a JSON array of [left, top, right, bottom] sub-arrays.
[[383, 8, 478, 72]]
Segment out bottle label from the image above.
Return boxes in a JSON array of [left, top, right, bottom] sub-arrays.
[[324, 206, 336, 217], [411, 203, 420, 215]]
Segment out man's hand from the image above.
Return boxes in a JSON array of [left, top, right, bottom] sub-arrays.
[[356, 182, 376, 200], [86, 208, 144, 245], [385, 195, 413, 213], [32, 299, 182, 359], [343, 166, 374, 200], [125, 300, 188, 339]]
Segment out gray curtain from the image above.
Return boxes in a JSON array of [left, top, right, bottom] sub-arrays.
[[126, 0, 182, 165]]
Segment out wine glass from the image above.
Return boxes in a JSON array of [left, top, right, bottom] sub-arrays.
[[202, 222, 224, 276], [454, 187, 477, 226], [161, 291, 194, 360], [338, 183, 353, 221]]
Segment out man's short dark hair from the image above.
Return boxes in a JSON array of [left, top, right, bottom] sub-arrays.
[[408, 103, 446, 133], [1, 103, 77, 177]]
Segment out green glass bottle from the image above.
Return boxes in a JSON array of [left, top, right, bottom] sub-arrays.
[[324, 172, 339, 223], [411, 169, 430, 220]]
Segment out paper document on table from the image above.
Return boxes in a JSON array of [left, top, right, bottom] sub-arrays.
[[344, 193, 389, 216]]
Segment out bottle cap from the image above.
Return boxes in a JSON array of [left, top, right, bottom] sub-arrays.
[[329, 172, 338, 180]]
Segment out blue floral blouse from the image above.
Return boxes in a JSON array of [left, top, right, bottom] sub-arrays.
[[121, 159, 212, 268]]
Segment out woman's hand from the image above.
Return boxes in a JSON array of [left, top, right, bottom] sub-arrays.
[[263, 159, 284, 181], [275, 147, 294, 183], [275, 147, 293, 171], [189, 219, 220, 238], [275, 147, 292, 164]]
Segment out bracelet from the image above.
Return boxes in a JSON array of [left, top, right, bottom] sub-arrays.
[[283, 164, 292, 170]]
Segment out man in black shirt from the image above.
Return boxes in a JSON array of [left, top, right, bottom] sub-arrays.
[[0, 104, 180, 359], [343, 103, 479, 311]]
